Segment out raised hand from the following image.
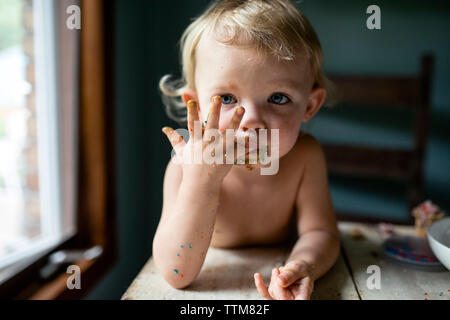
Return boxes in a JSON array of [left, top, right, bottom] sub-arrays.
[[162, 96, 246, 182]]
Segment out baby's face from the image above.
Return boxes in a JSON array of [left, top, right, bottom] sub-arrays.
[[193, 33, 316, 160]]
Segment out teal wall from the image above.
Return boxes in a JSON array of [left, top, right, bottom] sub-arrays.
[[87, 0, 450, 299], [301, 0, 450, 220], [86, 0, 153, 299]]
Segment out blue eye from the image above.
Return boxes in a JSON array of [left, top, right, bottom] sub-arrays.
[[220, 94, 237, 105], [268, 93, 290, 105]]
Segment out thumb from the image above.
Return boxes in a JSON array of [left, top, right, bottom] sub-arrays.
[[162, 126, 186, 151], [277, 262, 308, 288]]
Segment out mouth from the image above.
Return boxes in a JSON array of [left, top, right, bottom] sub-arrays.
[[234, 140, 270, 158]]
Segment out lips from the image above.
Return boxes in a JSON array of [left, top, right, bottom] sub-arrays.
[[234, 139, 269, 156]]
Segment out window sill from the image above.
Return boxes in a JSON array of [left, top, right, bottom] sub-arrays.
[[14, 249, 116, 300]]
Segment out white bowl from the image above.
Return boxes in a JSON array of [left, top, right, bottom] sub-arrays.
[[427, 217, 450, 271]]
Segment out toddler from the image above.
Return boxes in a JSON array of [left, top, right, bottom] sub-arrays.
[[154, 0, 340, 300]]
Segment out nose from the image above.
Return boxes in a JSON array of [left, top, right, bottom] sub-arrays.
[[238, 100, 266, 132]]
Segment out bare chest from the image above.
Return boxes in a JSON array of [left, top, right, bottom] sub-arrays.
[[211, 170, 300, 248]]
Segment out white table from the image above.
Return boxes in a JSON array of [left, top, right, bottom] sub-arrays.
[[122, 222, 449, 300]]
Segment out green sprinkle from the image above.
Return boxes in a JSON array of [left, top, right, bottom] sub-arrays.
[[180, 245, 184, 248], [174, 269, 179, 274], [188, 243, 192, 248]]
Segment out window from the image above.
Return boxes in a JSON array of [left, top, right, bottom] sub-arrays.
[[0, 0, 117, 299], [0, 0, 77, 270]]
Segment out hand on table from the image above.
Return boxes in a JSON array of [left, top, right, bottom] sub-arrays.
[[254, 261, 314, 300]]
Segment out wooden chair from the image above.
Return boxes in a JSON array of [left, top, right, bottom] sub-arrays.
[[322, 55, 434, 224]]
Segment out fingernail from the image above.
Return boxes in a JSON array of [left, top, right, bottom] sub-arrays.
[[162, 127, 169, 133], [212, 96, 222, 104], [187, 100, 196, 108], [236, 106, 245, 115], [182, 94, 190, 103]]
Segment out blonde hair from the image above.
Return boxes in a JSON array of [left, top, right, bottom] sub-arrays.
[[159, 0, 335, 125]]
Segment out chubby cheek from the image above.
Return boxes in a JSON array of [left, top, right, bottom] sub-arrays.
[[218, 114, 233, 132], [278, 126, 301, 157], [199, 103, 228, 125], [215, 109, 234, 131], [275, 118, 302, 158]]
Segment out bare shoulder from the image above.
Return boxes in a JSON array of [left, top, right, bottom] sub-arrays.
[[291, 132, 326, 165]]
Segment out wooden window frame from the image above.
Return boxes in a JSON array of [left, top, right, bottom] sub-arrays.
[[0, 0, 117, 300]]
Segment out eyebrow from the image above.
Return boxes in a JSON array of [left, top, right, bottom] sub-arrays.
[[208, 79, 301, 92], [271, 79, 301, 91]]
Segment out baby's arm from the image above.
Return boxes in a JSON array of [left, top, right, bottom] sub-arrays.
[[152, 159, 221, 289], [286, 135, 340, 280], [153, 97, 245, 289]]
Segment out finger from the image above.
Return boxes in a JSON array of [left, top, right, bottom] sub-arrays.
[[294, 277, 313, 300], [254, 273, 272, 300], [162, 126, 185, 152], [277, 261, 310, 288], [205, 96, 222, 130], [225, 106, 245, 132], [222, 106, 245, 160], [187, 99, 200, 138], [270, 268, 294, 300]]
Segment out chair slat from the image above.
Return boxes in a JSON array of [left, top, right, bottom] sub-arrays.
[[322, 144, 415, 179], [329, 76, 421, 108]]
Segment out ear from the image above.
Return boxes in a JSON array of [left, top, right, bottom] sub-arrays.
[[302, 87, 326, 123], [181, 89, 200, 109]]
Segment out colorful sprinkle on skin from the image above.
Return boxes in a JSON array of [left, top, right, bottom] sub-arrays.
[[180, 245, 184, 248], [177, 253, 180, 256], [174, 269, 178, 274], [188, 243, 192, 248]]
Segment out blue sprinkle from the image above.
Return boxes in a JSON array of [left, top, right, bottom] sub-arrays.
[[174, 269, 178, 274], [177, 253, 180, 256], [180, 245, 184, 248], [188, 243, 192, 248]]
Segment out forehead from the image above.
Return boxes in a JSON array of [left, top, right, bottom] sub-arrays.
[[195, 32, 312, 89]]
